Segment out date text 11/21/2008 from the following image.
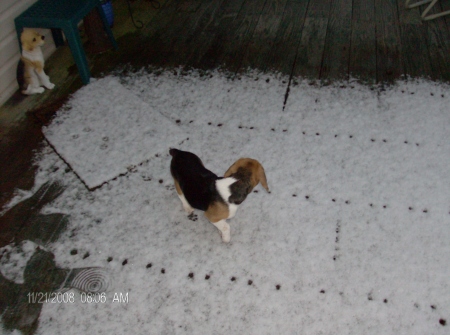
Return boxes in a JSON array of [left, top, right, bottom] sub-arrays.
[[27, 292, 129, 304]]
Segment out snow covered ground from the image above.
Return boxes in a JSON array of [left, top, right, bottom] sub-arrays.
[[1, 69, 449, 334]]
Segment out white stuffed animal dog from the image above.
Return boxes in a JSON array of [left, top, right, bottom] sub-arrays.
[[18, 29, 55, 95]]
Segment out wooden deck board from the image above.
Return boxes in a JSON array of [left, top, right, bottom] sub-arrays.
[[439, 0, 450, 26], [187, 0, 248, 71], [186, 0, 239, 69], [219, 0, 269, 73], [293, 0, 332, 79], [374, 0, 404, 83], [264, 1, 309, 75], [139, 0, 191, 66], [320, 0, 353, 81], [398, 1, 435, 79], [166, 0, 226, 68], [349, 0, 377, 83], [239, 0, 289, 72], [183, 0, 231, 70], [426, 21, 450, 81], [134, 0, 450, 83], [423, 1, 450, 81]]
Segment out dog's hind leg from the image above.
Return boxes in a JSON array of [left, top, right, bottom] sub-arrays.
[[22, 68, 44, 94], [174, 179, 194, 214]]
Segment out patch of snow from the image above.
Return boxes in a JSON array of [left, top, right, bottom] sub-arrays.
[[3, 70, 449, 334]]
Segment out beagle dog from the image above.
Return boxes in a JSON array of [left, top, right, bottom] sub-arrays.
[[169, 148, 269, 242]]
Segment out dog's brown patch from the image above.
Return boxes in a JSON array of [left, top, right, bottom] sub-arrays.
[[20, 57, 44, 72], [205, 201, 229, 223], [224, 158, 269, 193], [21, 29, 44, 52]]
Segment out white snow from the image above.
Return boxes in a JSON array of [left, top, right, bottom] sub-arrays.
[[2, 69, 450, 334], [0, 241, 40, 284], [43, 76, 186, 189]]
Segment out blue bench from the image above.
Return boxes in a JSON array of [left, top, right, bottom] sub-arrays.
[[15, 0, 118, 84]]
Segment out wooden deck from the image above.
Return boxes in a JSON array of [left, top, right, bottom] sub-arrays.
[[128, 0, 450, 84]]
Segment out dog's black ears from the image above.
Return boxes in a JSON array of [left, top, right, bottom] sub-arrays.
[[228, 180, 252, 205]]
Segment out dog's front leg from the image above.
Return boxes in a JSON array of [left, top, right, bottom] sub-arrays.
[[211, 219, 230, 243], [205, 202, 231, 242]]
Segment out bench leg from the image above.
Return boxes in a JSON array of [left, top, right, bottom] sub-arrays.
[[63, 25, 91, 84], [51, 29, 65, 47], [96, 4, 118, 50]]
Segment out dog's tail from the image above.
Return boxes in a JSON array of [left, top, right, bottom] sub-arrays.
[[169, 148, 180, 157]]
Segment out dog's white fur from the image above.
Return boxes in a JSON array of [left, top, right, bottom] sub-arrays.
[[20, 29, 55, 95], [212, 219, 231, 243], [214, 177, 239, 242], [216, 177, 239, 219], [177, 192, 194, 214]]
